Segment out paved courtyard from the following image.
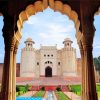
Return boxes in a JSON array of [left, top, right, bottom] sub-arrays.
[[16, 77, 81, 85]]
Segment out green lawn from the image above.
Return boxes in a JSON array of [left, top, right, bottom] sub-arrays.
[[33, 90, 45, 97], [16, 85, 29, 96], [70, 85, 81, 96], [69, 84, 100, 98], [55, 91, 70, 100], [96, 85, 100, 97]]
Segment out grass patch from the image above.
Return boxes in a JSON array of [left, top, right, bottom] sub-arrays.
[[70, 85, 81, 96], [33, 90, 45, 97], [69, 84, 100, 97], [96, 85, 100, 98], [55, 91, 70, 100], [16, 85, 30, 96]]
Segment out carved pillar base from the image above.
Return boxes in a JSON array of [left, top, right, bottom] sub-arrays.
[[12, 42, 18, 100], [1, 50, 10, 100], [82, 45, 98, 100], [79, 41, 85, 100]]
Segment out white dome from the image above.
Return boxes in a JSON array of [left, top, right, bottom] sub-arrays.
[[25, 38, 35, 44], [63, 38, 73, 44]]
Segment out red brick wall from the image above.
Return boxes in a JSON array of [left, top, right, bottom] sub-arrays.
[[16, 63, 20, 77], [77, 58, 82, 77], [0, 63, 20, 83], [0, 59, 82, 82]]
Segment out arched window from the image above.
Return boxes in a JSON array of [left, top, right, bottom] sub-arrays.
[[58, 62, 60, 65], [51, 54, 53, 57], [37, 62, 39, 65], [50, 62, 52, 64], [67, 43, 69, 46], [45, 61, 52, 64]]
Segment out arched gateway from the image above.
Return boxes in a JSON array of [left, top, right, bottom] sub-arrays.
[[45, 66, 52, 77]]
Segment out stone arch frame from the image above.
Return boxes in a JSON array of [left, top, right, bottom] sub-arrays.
[[94, 7, 100, 15], [0, 1, 99, 100], [15, 0, 81, 42], [0, 13, 3, 16], [14, 0, 82, 97]]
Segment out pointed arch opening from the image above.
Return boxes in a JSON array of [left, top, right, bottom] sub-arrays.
[[45, 66, 52, 77]]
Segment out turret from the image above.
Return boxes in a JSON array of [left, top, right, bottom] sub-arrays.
[[20, 38, 36, 77], [24, 38, 35, 48], [63, 38, 73, 48]]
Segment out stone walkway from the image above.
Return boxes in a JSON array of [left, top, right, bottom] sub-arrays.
[[44, 91, 48, 99], [52, 91, 57, 100], [64, 92, 81, 100], [44, 91, 57, 100], [20, 91, 37, 97]]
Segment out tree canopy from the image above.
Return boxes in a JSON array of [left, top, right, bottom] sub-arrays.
[[94, 56, 100, 72]]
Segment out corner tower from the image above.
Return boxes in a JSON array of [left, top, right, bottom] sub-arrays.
[[62, 38, 77, 76], [63, 38, 73, 48], [20, 38, 36, 77]]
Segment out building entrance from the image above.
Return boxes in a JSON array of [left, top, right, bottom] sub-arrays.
[[45, 66, 52, 77]]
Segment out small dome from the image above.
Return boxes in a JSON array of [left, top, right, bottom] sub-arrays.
[[25, 38, 35, 44], [63, 38, 73, 44], [26, 38, 33, 42], [64, 38, 71, 41]]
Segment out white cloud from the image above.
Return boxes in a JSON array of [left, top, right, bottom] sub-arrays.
[[26, 16, 39, 25], [48, 24, 74, 33], [94, 45, 100, 49]]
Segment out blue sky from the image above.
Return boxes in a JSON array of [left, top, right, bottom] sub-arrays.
[[0, 8, 100, 63]]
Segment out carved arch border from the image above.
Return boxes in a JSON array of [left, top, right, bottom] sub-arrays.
[[15, 0, 81, 42], [94, 7, 100, 15]]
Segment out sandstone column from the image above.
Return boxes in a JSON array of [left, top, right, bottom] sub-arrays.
[[1, 44, 11, 100], [8, 41, 14, 100], [80, 15, 98, 99], [78, 41, 85, 100], [12, 41, 19, 100], [80, 3, 98, 98], [1, 15, 17, 100], [82, 42, 97, 100], [1, 36, 16, 100]]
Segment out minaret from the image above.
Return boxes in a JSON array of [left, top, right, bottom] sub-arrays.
[[24, 38, 35, 48], [20, 38, 36, 77], [63, 38, 73, 48]]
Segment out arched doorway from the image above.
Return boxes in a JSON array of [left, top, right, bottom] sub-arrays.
[[45, 66, 52, 77]]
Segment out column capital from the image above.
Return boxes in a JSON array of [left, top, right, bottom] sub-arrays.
[[14, 41, 19, 54], [81, 35, 93, 51], [78, 40, 84, 51], [4, 36, 16, 52]]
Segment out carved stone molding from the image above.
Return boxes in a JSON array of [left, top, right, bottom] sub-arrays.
[[14, 41, 19, 54], [16, 0, 81, 43], [94, 7, 100, 15]]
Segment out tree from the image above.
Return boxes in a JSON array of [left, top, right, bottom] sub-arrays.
[[94, 56, 100, 72]]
